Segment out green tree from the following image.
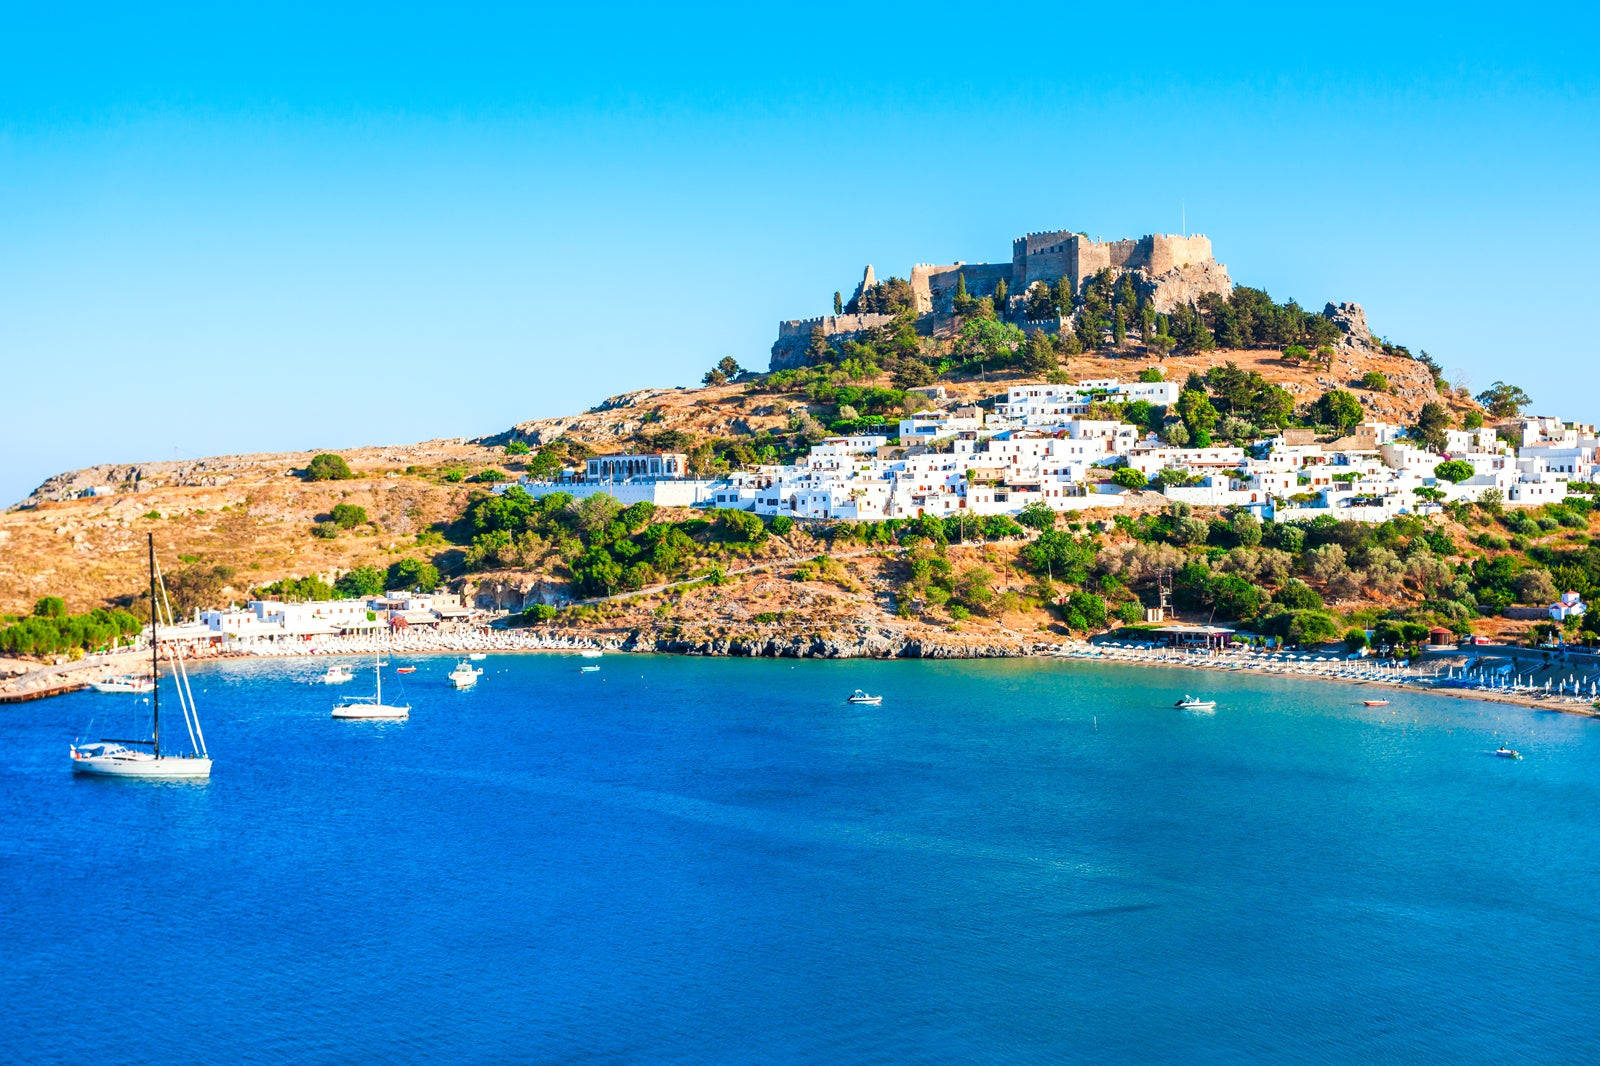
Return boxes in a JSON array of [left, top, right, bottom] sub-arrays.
[[833, 291, 843, 315], [1275, 579, 1324, 611], [1316, 389, 1363, 432], [504, 440, 531, 456], [1021, 331, 1058, 375], [1344, 628, 1369, 652], [335, 566, 386, 598], [952, 273, 976, 316], [1463, 410, 1485, 430], [1360, 371, 1389, 391], [717, 356, 742, 379], [304, 453, 354, 481], [1433, 460, 1475, 483], [1282, 344, 1308, 364], [1016, 501, 1056, 531], [1475, 381, 1531, 419], [33, 596, 65, 619], [892, 359, 936, 388], [386, 557, 440, 591], [1176, 389, 1219, 438], [1229, 510, 1263, 547], [1137, 367, 1164, 383], [1111, 466, 1149, 490], [1412, 402, 1452, 451]]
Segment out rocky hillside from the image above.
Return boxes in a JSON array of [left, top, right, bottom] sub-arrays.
[[3, 330, 1460, 621]]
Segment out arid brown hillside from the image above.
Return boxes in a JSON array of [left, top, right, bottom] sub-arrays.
[[2, 343, 1458, 618]]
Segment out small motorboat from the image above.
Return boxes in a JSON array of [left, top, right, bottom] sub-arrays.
[[1494, 747, 1522, 759], [89, 674, 156, 694], [1175, 695, 1217, 711], [468, 653, 487, 661], [320, 664, 354, 685], [579, 665, 600, 674], [579, 648, 603, 659], [1363, 699, 1390, 707], [448, 660, 483, 690], [846, 690, 882, 706], [395, 666, 417, 674]]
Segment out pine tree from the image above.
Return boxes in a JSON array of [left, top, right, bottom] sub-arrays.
[[1054, 276, 1074, 316]]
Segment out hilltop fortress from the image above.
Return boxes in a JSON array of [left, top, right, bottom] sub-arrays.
[[772, 230, 1233, 369]]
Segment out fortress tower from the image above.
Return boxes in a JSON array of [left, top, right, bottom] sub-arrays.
[[771, 229, 1233, 369]]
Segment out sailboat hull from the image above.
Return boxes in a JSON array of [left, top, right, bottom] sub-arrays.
[[331, 703, 410, 719], [71, 751, 212, 778]]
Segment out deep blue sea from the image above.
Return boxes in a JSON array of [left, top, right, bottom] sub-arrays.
[[3, 654, 1599, 1064]]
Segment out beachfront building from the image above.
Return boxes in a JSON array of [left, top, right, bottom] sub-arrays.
[[1549, 592, 1587, 622]]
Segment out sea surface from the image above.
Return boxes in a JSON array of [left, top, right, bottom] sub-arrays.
[[2, 654, 1599, 1064]]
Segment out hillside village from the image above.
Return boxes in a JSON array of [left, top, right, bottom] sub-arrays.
[[6, 226, 1600, 665]]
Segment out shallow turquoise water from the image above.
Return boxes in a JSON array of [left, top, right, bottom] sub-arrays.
[[3, 655, 1598, 1064]]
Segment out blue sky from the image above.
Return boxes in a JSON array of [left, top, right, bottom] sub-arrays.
[[3, 2, 1598, 505]]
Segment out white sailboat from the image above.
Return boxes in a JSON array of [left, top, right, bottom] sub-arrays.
[[71, 534, 212, 779], [332, 649, 411, 719], [448, 659, 482, 690]]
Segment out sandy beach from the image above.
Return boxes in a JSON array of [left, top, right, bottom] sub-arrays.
[[5, 625, 1599, 719]]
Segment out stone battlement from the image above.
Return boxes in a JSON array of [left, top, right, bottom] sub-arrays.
[[773, 226, 1234, 370]]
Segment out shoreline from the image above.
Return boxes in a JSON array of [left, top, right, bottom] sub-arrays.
[[5, 628, 1598, 720]]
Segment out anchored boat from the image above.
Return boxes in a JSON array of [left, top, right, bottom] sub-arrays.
[[845, 689, 882, 706], [71, 534, 212, 779], [332, 650, 411, 719]]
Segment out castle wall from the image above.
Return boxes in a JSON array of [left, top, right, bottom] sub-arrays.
[[1145, 234, 1214, 277], [911, 262, 1011, 314]]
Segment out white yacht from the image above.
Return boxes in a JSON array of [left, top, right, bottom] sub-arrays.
[[71, 535, 212, 779], [846, 690, 882, 706], [319, 664, 354, 684], [88, 674, 155, 695], [579, 648, 603, 659], [468, 652, 487, 661], [332, 651, 410, 719], [448, 660, 483, 690], [1175, 695, 1217, 711]]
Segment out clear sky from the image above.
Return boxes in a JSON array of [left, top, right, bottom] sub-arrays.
[[3, 2, 1597, 506]]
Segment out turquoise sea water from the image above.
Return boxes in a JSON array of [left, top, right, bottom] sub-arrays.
[[3, 654, 1599, 1064]]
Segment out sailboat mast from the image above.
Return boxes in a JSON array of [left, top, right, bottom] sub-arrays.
[[375, 649, 382, 704], [148, 532, 160, 759]]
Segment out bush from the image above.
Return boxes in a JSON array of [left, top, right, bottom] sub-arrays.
[[1017, 501, 1056, 531], [1360, 371, 1389, 392], [1111, 466, 1148, 490], [33, 596, 66, 619], [1434, 460, 1475, 484], [520, 603, 557, 623], [335, 566, 386, 598], [304, 453, 354, 481], [716, 509, 767, 544], [505, 440, 531, 456], [1116, 600, 1146, 625], [1344, 628, 1369, 652], [769, 515, 794, 536], [1276, 579, 1324, 611], [330, 503, 367, 529], [386, 557, 441, 591]]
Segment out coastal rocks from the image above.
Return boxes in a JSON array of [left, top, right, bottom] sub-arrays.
[[623, 629, 1029, 660]]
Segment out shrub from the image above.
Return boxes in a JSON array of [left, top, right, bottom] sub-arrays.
[[769, 515, 794, 536], [335, 566, 386, 598], [1433, 460, 1475, 484], [330, 503, 367, 529], [1276, 579, 1325, 611], [310, 522, 339, 539], [1344, 628, 1369, 652], [505, 440, 531, 456], [386, 557, 441, 591], [304, 453, 354, 481], [1360, 371, 1390, 392], [1111, 467, 1148, 490], [33, 596, 66, 619], [716, 509, 767, 544], [520, 603, 557, 623]]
